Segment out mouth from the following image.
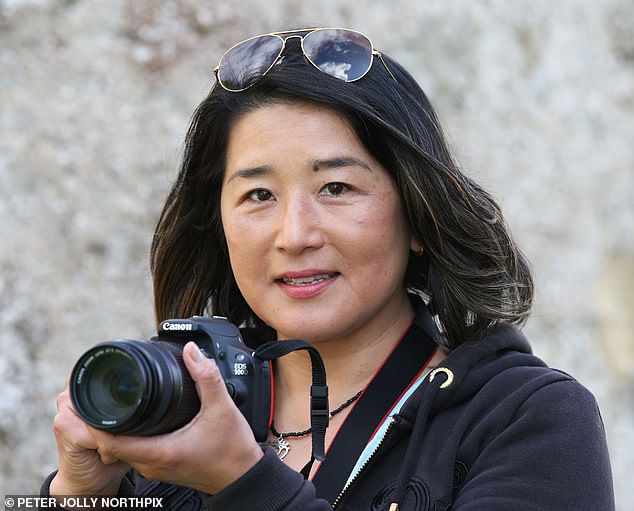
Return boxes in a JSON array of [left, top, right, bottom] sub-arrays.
[[275, 270, 340, 298], [279, 272, 339, 286]]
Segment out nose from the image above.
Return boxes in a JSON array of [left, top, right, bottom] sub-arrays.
[[274, 195, 325, 254]]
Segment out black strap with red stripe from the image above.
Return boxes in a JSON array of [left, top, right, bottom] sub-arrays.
[[312, 305, 439, 504]]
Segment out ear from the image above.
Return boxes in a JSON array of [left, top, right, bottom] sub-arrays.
[[410, 237, 424, 256]]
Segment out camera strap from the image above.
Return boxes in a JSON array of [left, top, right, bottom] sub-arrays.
[[254, 340, 329, 461], [310, 304, 439, 504]]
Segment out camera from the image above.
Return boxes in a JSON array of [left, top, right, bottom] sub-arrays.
[[69, 316, 272, 441]]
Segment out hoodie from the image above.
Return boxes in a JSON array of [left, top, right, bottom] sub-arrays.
[[41, 317, 615, 510]]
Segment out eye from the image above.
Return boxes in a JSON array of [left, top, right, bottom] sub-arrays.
[[321, 182, 349, 197], [246, 189, 274, 202]]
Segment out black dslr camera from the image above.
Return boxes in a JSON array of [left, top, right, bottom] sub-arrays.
[[69, 316, 272, 441]]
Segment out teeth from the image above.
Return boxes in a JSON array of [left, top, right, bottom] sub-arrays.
[[282, 273, 334, 286]]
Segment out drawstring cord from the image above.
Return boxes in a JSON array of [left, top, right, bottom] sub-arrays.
[[388, 367, 454, 511]]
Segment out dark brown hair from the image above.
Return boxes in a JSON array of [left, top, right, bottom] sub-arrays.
[[150, 41, 533, 350]]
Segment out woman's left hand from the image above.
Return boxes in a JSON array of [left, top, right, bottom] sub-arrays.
[[88, 341, 264, 495]]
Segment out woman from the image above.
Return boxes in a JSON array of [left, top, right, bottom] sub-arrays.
[[44, 28, 615, 510]]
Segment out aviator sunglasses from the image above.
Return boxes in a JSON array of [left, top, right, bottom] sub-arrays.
[[214, 28, 396, 92]]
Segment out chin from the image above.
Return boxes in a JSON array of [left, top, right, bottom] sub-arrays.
[[273, 315, 357, 344]]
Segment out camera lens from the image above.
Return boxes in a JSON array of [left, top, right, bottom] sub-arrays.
[[70, 340, 200, 435], [90, 352, 142, 412], [108, 366, 140, 407]]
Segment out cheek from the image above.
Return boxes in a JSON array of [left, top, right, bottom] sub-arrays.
[[223, 219, 257, 267], [221, 210, 275, 294], [358, 194, 410, 247], [350, 199, 411, 273], [222, 215, 243, 249], [221, 205, 251, 273], [221, 196, 253, 249]]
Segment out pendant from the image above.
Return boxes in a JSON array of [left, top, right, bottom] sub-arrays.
[[271, 436, 290, 460]]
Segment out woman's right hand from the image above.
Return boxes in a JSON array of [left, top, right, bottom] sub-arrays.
[[49, 383, 130, 496]]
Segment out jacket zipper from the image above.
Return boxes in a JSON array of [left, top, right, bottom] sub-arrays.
[[332, 417, 398, 509]]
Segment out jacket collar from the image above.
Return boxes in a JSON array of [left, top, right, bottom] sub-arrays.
[[398, 322, 540, 421]]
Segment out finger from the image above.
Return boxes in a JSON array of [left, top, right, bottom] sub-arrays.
[[182, 342, 232, 407], [97, 446, 122, 465], [56, 381, 84, 420], [54, 393, 100, 451], [88, 426, 162, 466], [85, 427, 120, 464], [56, 389, 69, 412]]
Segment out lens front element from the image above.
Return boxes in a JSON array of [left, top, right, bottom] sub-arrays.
[[89, 351, 142, 414]]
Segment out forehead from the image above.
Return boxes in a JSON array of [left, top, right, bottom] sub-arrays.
[[225, 101, 370, 166], [230, 100, 354, 136]]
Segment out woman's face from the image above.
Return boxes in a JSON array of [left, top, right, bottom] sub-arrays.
[[221, 101, 417, 344]]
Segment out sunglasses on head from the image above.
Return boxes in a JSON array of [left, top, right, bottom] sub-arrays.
[[213, 28, 396, 92]]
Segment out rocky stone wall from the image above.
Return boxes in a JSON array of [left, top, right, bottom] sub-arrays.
[[1, 0, 632, 507]]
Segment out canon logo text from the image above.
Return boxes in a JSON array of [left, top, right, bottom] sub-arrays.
[[162, 322, 193, 331]]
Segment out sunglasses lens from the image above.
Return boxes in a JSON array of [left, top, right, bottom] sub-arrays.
[[303, 29, 373, 82], [217, 35, 284, 91]]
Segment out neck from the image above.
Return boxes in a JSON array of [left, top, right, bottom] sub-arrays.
[[272, 300, 415, 427]]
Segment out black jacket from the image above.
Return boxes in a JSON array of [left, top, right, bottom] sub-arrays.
[[42, 318, 615, 510]]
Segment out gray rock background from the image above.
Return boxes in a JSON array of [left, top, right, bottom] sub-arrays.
[[1, 0, 632, 507]]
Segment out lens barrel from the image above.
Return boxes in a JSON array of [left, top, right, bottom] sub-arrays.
[[70, 340, 199, 435]]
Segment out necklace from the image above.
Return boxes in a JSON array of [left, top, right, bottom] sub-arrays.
[[270, 389, 363, 460]]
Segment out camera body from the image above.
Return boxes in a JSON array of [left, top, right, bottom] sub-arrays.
[[69, 316, 272, 441]]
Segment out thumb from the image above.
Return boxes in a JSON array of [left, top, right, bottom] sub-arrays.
[[183, 342, 231, 406]]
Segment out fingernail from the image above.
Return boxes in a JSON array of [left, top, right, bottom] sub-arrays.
[[189, 343, 203, 362]]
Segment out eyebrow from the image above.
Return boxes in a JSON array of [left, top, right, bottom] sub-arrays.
[[312, 157, 373, 172], [225, 157, 373, 184], [225, 165, 273, 184]]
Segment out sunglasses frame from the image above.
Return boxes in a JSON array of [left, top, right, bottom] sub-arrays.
[[213, 27, 396, 92]]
